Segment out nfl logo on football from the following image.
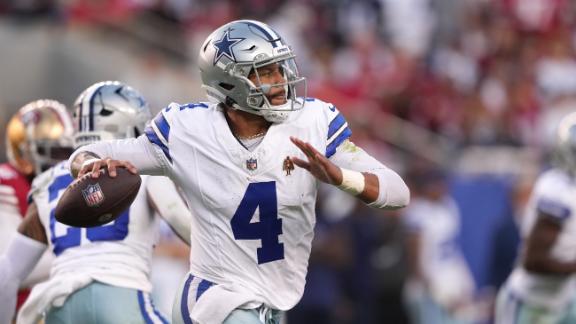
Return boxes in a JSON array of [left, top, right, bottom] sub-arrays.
[[82, 183, 105, 207], [246, 158, 258, 171]]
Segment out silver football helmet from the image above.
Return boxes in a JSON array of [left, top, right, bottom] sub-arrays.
[[73, 81, 151, 148], [198, 19, 306, 123], [555, 112, 576, 172]]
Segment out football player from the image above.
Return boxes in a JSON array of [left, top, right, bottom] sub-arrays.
[[0, 100, 74, 323], [495, 111, 576, 324], [0, 81, 192, 323], [402, 167, 475, 324], [69, 20, 410, 324]]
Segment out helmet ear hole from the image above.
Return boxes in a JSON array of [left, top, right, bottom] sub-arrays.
[[100, 108, 113, 116], [219, 83, 235, 91]]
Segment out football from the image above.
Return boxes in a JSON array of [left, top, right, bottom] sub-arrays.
[[54, 168, 141, 228]]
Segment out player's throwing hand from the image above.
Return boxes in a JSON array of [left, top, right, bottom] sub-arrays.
[[75, 155, 138, 179], [290, 136, 343, 185]]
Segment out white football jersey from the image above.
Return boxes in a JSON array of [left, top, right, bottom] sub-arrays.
[[507, 168, 576, 309], [31, 160, 160, 292], [403, 197, 475, 306], [144, 98, 351, 310]]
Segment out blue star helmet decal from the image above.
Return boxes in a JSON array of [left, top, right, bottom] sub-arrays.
[[212, 29, 245, 65]]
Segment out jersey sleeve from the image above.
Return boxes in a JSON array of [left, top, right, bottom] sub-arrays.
[[144, 103, 180, 164], [146, 176, 192, 244], [320, 101, 352, 158], [532, 172, 572, 222], [69, 136, 167, 176]]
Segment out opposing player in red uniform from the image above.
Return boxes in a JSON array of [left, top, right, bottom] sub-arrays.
[[0, 100, 74, 323]]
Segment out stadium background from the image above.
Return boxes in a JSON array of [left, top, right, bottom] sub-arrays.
[[0, 0, 574, 323]]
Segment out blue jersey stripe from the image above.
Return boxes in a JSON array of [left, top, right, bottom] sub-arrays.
[[196, 279, 215, 301], [48, 174, 73, 202], [326, 127, 352, 158], [137, 291, 153, 324], [327, 113, 346, 140], [537, 198, 571, 221], [145, 126, 172, 163], [180, 274, 194, 324], [180, 102, 209, 111], [153, 113, 170, 141]]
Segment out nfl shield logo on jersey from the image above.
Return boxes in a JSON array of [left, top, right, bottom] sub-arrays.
[[82, 183, 105, 207], [246, 158, 258, 171]]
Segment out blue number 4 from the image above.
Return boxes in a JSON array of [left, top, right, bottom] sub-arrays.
[[231, 182, 284, 264]]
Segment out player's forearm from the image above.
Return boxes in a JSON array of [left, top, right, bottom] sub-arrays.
[[0, 233, 47, 289], [335, 168, 410, 208], [522, 214, 574, 275], [523, 256, 576, 275], [69, 136, 167, 177], [330, 141, 409, 209], [364, 168, 409, 209], [17, 203, 48, 245]]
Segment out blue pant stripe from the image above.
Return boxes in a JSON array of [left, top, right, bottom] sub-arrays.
[[137, 291, 154, 324], [181, 274, 195, 324], [150, 296, 169, 324]]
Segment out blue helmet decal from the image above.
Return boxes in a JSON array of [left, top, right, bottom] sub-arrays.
[[212, 29, 245, 65]]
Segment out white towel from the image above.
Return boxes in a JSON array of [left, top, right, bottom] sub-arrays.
[[190, 283, 260, 324], [17, 274, 93, 324]]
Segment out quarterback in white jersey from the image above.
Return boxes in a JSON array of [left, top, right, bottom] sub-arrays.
[[70, 20, 410, 324], [0, 81, 192, 324], [495, 112, 576, 324]]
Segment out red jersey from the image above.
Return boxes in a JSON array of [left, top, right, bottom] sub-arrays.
[[0, 163, 32, 310], [0, 163, 31, 217]]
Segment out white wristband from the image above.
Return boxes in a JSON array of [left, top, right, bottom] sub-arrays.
[[337, 168, 365, 196]]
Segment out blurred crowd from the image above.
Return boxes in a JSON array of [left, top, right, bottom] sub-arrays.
[[2, 0, 576, 323], [4, 0, 576, 152]]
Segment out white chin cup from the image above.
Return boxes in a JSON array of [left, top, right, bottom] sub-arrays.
[[261, 110, 289, 123]]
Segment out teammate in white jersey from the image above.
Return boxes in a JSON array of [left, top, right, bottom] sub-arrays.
[[0, 81, 192, 324], [495, 111, 576, 324], [69, 20, 410, 324]]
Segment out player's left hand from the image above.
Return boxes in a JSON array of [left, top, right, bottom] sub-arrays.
[[290, 137, 343, 185]]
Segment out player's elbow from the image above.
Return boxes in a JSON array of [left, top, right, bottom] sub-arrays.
[[398, 181, 411, 207], [371, 172, 410, 210], [386, 180, 410, 209]]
